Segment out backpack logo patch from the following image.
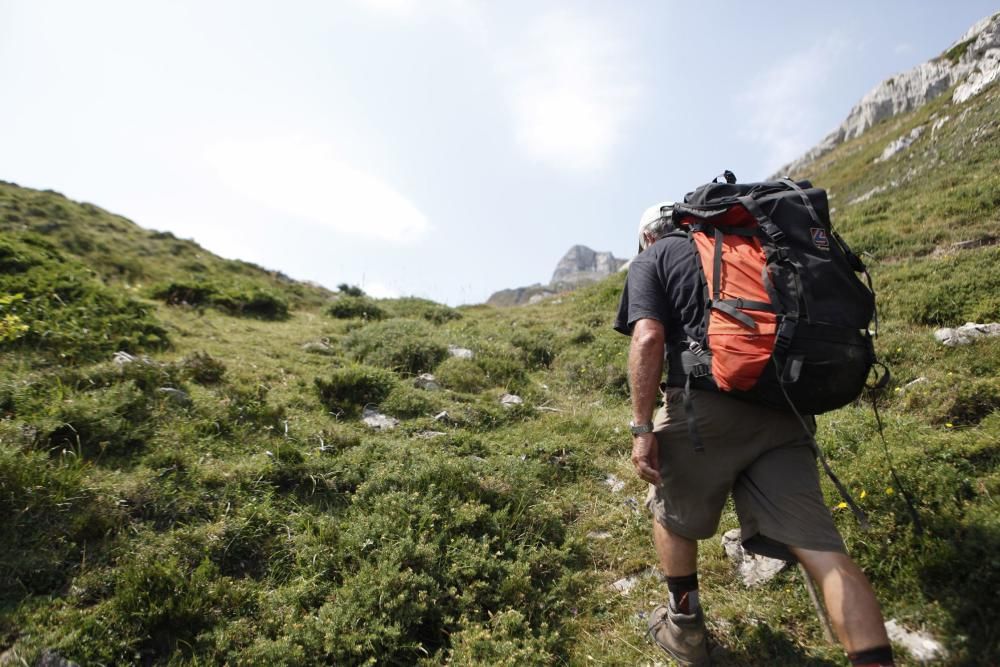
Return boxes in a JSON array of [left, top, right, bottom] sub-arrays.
[[811, 228, 830, 250]]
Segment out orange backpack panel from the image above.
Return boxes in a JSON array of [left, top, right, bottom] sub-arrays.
[[690, 230, 777, 392]]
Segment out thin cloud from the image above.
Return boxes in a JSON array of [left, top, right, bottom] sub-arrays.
[[203, 137, 430, 244], [739, 37, 850, 173], [499, 9, 641, 172]]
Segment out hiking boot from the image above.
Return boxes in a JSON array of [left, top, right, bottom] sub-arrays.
[[647, 604, 710, 666]]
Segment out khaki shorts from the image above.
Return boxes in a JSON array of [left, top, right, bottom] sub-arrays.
[[646, 388, 846, 561]]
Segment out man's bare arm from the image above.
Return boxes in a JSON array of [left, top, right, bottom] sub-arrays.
[[629, 318, 665, 484]]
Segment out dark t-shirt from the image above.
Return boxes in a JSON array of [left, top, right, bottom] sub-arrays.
[[613, 235, 708, 387]]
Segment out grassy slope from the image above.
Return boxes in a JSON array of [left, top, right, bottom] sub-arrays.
[[1, 84, 998, 666], [0, 181, 332, 310]]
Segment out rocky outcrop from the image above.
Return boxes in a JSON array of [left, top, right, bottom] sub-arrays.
[[550, 245, 627, 289], [487, 245, 625, 306], [773, 12, 1000, 178]]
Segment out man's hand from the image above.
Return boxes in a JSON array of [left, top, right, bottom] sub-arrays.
[[631, 432, 661, 484]]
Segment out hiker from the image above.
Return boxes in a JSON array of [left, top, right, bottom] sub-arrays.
[[613, 201, 895, 667]]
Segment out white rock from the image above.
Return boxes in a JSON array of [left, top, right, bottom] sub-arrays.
[[112, 351, 137, 365], [587, 531, 613, 540], [885, 619, 948, 663], [934, 322, 1000, 346], [302, 340, 335, 355], [611, 575, 640, 595], [362, 407, 399, 430], [931, 114, 951, 135], [447, 345, 474, 359], [433, 410, 451, 422], [156, 387, 193, 407], [874, 125, 925, 163], [903, 377, 929, 390], [500, 393, 523, 408], [413, 430, 447, 439], [610, 567, 661, 595], [604, 474, 626, 493], [721, 529, 787, 587], [414, 373, 440, 390]]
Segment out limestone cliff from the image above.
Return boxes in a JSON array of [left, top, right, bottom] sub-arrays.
[[773, 12, 1000, 178]]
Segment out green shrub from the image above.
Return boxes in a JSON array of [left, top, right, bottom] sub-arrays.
[[337, 283, 365, 297], [150, 280, 289, 320], [381, 385, 438, 418], [223, 383, 286, 430], [149, 280, 216, 307], [0, 443, 121, 596], [435, 356, 488, 393], [511, 328, 559, 369], [384, 297, 461, 324], [326, 295, 385, 320], [181, 351, 227, 385], [214, 287, 288, 320], [552, 329, 628, 397], [315, 364, 398, 417], [35, 382, 153, 460], [0, 234, 168, 362], [472, 342, 529, 391], [343, 319, 447, 375]]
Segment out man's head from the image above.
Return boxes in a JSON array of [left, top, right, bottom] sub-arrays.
[[638, 201, 674, 252]]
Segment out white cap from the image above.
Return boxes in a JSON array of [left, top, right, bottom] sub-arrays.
[[638, 201, 674, 251]]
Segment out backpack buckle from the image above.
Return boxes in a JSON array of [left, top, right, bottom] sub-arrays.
[[691, 364, 711, 378], [687, 339, 707, 357], [774, 317, 797, 352]]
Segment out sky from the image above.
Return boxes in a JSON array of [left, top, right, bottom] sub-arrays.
[[1, 1, 997, 305]]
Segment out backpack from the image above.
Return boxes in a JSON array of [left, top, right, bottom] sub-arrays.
[[668, 171, 880, 416]]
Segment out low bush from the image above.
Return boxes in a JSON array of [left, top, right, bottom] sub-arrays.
[[150, 280, 289, 320], [315, 364, 398, 417], [0, 234, 168, 362], [42, 382, 154, 459], [181, 351, 227, 385], [511, 328, 559, 369], [223, 383, 286, 430], [471, 342, 529, 392], [326, 295, 386, 320], [552, 328, 628, 397], [343, 319, 448, 375], [381, 384, 438, 418], [0, 443, 122, 597], [435, 356, 488, 393], [384, 297, 462, 324], [214, 287, 288, 320]]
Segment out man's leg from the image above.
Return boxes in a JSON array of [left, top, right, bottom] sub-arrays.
[[792, 547, 893, 661], [649, 518, 710, 666], [653, 517, 698, 576]]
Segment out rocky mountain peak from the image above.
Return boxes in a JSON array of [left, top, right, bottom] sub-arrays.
[[487, 245, 626, 306], [550, 245, 627, 288]]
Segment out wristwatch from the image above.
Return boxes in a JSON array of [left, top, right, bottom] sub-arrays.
[[629, 420, 654, 436]]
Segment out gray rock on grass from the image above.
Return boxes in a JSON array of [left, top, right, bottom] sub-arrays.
[[721, 528, 787, 587], [362, 407, 399, 430], [885, 619, 948, 663], [934, 322, 1000, 346]]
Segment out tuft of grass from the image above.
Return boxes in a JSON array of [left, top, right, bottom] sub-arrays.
[[343, 318, 448, 375], [314, 364, 398, 418]]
